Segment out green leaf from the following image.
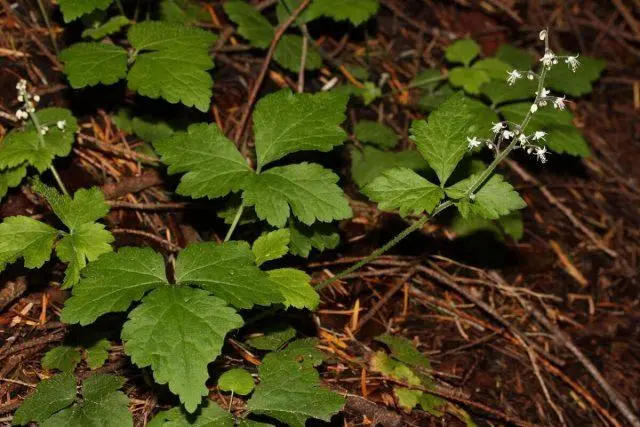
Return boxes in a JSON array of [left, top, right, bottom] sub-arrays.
[[132, 116, 178, 142], [267, 268, 319, 310], [500, 102, 590, 156], [85, 338, 111, 369], [417, 82, 454, 112], [354, 120, 398, 149], [122, 286, 243, 413], [127, 22, 217, 111], [450, 214, 501, 239], [369, 351, 422, 385], [58, 0, 113, 22], [237, 421, 275, 427], [154, 123, 253, 199], [277, 338, 325, 368], [446, 173, 527, 220], [0, 216, 57, 271], [448, 67, 490, 94], [34, 183, 109, 230], [175, 241, 283, 309], [273, 34, 323, 72], [253, 89, 348, 168], [419, 393, 446, 417], [224, 1, 274, 49], [56, 222, 115, 288], [42, 346, 81, 372], [13, 373, 76, 425], [375, 333, 431, 369], [288, 221, 339, 258], [305, 0, 379, 25], [218, 368, 255, 395], [42, 374, 132, 427], [480, 77, 537, 106], [61, 247, 168, 325], [252, 229, 291, 266], [148, 402, 234, 427], [82, 16, 131, 40], [350, 145, 430, 188], [496, 44, 533, 70], [546, 55, 605, 96], [394, 387, 422, 410], [159, 0, 209, 24], [246, 325, 297, 351], [471, 58, 511, 80], [445, 39, 480, 66], [410, 69, 444, 90], [499, 211, 524, 241], [60, 43, 129, 88], [465, 98, 500, 140], [247, 349, 345, 427], [363, 167, 444, 216], [410, 92, 477, 185], [0, 108, 78, 172], [0, 164, 27, 200], [243, 163, 352, 228]]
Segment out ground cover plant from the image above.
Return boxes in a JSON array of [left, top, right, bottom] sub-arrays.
[[1, 1, 639, 426]]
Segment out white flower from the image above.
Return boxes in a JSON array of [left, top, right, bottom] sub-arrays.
[[33, 94, 40, 103], [491, 122, 504, 134], [17, 94, 24, 102], [467, 136, 482, 149], [56, 120, 67, 130], [539, 30, 547, 41], [506, 70, 522, 86], [532, 131, 546, 141], [16, 79, 27, 91], [535, 146, 548, 163], [530, 104, 538, 114], [537, 87, 550, 98], [553, 96, 566, 110], [527, 72, 535, 80], [40, 125, 49, 135], [16, 109, 28, 120], [487, 143, 494, 149], [565, 55, 580, 72], [518, 133, 528, 144], [540, 51, 556, 68], [502, 130, 514, 139]]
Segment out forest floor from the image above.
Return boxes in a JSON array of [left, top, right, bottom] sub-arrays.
[[1, 1, 639, 426]]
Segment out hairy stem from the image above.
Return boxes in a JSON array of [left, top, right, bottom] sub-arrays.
[[48, 165, 69, 197], [224, 202, 245, 242], [35, 0, 59, 55], [318, 36, 552, 290], [29, 111, 69, 196]]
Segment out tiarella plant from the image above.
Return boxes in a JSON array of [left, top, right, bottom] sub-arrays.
[[5, 0, 604, 424]]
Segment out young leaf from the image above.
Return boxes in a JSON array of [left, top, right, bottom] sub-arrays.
[[127, 22, 217, 111], [224, 1, 274, 49], [85, 338, 111, 369], [446, 173, 527, 220], [376, 333, 432, 369], [253, 89, 348, 168], [0, 108, 78, 172], [267, 268, 319, 310], [288, 221, 339, 258], [43, 374, 132, 427], [61, 247, 168, 325], [60, 43, 129, 88], [448, 67, 490, 94], [0, 216, 57, 271], [445, 39, 480, 66], [350, 145, 430, 188], [410, 92, 476, 185], [148, 402, 234, 427], [354, 120, 399, 149], [247, 348, 344, 427], [13, 373, 76, 425], [82, 16, 131, 40], [363, 167, 444, 216], [122, 286, 243, 413], [42, 346, 81, 372], [305, 0, 380, 25], [154, 123, 253, 199], [471, 58, 511, 80], [546, 55, 605, 96], [252, 229, 291, 266], [218, 368, 255, 395], [243, 163, 352, 228], [273, 34, 323, 72], [58, 0, 113, 22], [35, 184, 109, 230], [496, 44, 533, 70], [500, 103, 590, 156], [0, 165, 27, 201], [175, 241, 284, 309], [246, 325, 297, 351]]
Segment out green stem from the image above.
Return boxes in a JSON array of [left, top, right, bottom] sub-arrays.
[[318, 35, 552, 290], [224, 202, 245, 242], [49, 165, 69, 197], [29, 111, 69, 196], [35, 0, 59, 55], [114, 0, 126, 16]]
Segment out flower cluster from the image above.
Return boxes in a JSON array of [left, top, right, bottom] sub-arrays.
[[467, 122, 549, 164], [14, 79, 66, 135]]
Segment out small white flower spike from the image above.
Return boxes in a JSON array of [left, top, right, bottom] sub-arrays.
[[535, 146, 548, 163], [506, 70, 522, 86], [467, 136, 482, 149], [502, 130, 514, 140], [491, 122, 504, 134], [56, 120, 67, 130], [553, 96, 566, 110], [532, 131, 546, 141], [565, 55, 580, 72], [530, 104, 538, 114]]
